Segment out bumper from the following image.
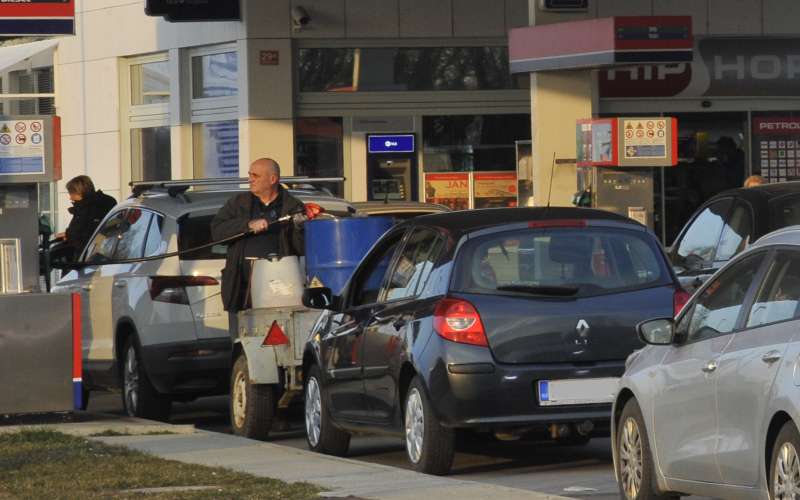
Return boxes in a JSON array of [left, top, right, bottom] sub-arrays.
[[140, 338, 232, 396], [423, 336, 624, 431]]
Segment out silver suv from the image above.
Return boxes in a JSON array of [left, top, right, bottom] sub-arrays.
[[52, 179, 354, 420]]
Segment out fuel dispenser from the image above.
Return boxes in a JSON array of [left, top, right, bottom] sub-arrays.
[[0, 115, 61, 293], [575, 117, 678, 229], [0, 115, 79, 416]]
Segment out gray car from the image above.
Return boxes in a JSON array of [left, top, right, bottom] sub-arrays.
[[612, 225, 800, 500]]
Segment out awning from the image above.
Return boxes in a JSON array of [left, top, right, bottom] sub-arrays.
[[0, 39, 58, 74]]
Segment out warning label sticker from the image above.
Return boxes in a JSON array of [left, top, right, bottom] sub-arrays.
[[622, 119, 668, 159]]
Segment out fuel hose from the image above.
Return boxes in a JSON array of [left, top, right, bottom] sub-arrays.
[[64, 211, 305, 267]]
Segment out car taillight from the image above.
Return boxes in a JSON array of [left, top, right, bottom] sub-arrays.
[[433, 298, 488, 347], [149, 276, 218, 305], [674, 288, 691, 317]]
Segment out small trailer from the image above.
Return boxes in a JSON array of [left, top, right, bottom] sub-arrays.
[[228, 216, 394, 439]]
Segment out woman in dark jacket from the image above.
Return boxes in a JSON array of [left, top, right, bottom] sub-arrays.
[[57, 175, 117, 255]]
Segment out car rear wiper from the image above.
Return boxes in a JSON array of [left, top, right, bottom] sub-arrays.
[[496, 284, 580, 296]]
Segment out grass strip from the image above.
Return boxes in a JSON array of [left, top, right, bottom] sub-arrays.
[[0, 429, 321, 499]]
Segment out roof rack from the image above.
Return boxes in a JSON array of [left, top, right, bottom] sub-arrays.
[[129, 176, 345, 198]]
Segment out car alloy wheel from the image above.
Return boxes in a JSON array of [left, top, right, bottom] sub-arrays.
[[619, 416, 644, 499], [774, 441, 800, 499], [232, 369, 248, 430], [123, 345, 140, 415], [305, 376, 322, 448], [405, 388, 425, 464]]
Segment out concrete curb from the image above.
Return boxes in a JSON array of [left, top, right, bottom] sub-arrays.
[[93, 430, 575, 500], [0, 411, 195, 437]]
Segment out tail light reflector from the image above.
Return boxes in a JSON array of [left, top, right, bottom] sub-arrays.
[[149, 275, 218, 305], [433, 298, 488, 347], [674, 288, 691, 317], [263, 320, 289, 346]]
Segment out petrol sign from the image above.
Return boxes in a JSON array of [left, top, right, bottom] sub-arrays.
[[368, 134, 415, 154], [0, 0, 75, 36]]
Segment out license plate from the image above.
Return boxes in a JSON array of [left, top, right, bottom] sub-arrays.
[[537, 378, 618, 406]]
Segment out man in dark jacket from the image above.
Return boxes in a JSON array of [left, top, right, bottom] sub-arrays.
[[56, 175, 117, 257], [211, 158, 316, 313]]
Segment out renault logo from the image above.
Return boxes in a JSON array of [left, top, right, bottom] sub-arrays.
[[575, 319, 590, 345]]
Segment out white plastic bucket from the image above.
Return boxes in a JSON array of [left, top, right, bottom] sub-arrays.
[[249, 256, 305, 309]]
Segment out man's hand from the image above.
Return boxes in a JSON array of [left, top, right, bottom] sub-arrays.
[[304, 203, 323, 220], [248, 218, 269, 233]]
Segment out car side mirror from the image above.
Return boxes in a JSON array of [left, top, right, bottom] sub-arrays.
[[303, 287, 339, 310], [637, 318, 675, 345]]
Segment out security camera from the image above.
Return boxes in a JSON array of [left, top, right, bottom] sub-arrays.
[[292, 6, 310, 28]]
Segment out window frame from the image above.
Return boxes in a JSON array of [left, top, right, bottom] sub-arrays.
[[189, 43, 239, 123], [345, 227, 409, 310], [382, 226, 445, 304], [121, 53, 172, 186], [672, 197, 735, 270], [713, 199, 755, 264], [677, 249, 771, 345], [741, 248, 800, 331]]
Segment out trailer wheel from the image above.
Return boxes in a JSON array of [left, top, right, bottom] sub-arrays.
[[230, 354, 275, 440]]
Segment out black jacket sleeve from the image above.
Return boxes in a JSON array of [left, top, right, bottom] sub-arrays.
[[211, 193, 251, 241]]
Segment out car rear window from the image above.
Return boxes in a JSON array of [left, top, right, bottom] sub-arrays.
[[451, 226, 669, 297], [178, 214, 227, 260]]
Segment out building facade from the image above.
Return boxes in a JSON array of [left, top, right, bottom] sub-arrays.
[[3, 0, 797, 242]]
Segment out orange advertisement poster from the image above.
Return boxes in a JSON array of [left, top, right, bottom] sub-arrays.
[[424, 173, 469, 210], [474, 172, 517, 208]]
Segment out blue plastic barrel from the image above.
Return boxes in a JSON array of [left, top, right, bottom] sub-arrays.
[[305, 216, 394, 295]]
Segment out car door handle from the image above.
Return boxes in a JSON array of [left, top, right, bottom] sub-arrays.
[[113, 280, 127, 288], [762, 350, 783, 364], [701, 360, 718, 373]]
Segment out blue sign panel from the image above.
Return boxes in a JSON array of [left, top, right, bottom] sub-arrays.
[[0, 157, 45, 175], [368, 134, 415, 154]]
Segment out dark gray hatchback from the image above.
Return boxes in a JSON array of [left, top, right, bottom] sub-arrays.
[[302, 207, 684, 475]]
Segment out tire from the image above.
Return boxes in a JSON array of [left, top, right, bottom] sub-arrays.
[[769, 421, 800, 499], [304, 365, 350, 456], [404, 376, 455, 475], [230, 354, 276, 440], [121, 337, 171, 421], [616, 399, 678, 500]]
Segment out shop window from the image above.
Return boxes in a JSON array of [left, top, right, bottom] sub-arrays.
[[422, 114, 530, 172], [193, 120, 239, 178], [130, 60, 169, 105], [751, 111, 800, 184], [124, 53, 171, 184], [192, 51, 238, 98], [298, 47, 525, 92], [657, 112, 748, 245], [9, 67, 53, 115], [295, 117, 343, 196], [131, 127, 171, 182]]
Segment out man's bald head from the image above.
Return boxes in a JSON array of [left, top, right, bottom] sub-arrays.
[[248, 158, 281, 201]]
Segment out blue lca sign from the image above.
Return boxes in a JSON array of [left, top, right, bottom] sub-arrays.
[[368, 134, 415, 154]]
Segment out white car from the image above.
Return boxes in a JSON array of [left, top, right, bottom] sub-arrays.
[[613, 225, 800, 499], [53, 179, 353, 419]]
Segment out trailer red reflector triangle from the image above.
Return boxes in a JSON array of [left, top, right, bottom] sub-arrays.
[[263, 320, 289, 346]]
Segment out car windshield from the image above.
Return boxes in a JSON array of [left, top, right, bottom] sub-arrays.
[[451, 226, 669, 297]]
